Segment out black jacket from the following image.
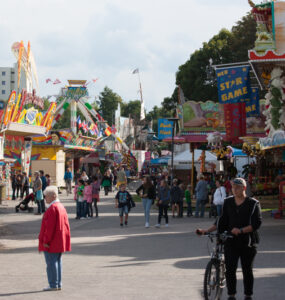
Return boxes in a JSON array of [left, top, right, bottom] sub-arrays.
[[217, 196, 262, 247], [136, 184, 156, 200]]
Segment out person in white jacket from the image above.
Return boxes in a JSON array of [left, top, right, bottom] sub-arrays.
[[213, 180, 226, 216]]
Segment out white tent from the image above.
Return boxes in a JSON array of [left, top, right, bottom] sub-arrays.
[[168, 149, 221, 171]]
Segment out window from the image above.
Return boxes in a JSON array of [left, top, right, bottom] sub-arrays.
[[1, 71, 5, 76], [2, 81, 5, 85], [11, 71, 15, 74], [1, 90, 5, 95], [11, 81, 15, 83]]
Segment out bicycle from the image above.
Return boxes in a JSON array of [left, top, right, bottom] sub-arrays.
[[201, 231, 232, 300]]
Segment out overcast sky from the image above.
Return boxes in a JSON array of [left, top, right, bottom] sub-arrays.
[[0, 0, 250, 111]]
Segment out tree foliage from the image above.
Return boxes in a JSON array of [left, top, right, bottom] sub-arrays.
[[99, 86, 122, 125], [164, 14, 256, 109], [121, 100, 141, 121]]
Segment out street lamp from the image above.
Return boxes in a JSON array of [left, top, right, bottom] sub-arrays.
[[147, 130, 156, 174], [167, 117, 179, 185]]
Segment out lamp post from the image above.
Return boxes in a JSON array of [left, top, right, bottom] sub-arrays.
[[167, 117, 179, 186], [147, 130, 155, 175]]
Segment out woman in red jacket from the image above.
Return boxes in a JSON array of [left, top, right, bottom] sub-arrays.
[[38, 186, 71, 291]]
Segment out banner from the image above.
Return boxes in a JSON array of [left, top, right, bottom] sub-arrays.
[[217, 66, 250, 104], [224, 103, 246, 143], [246, 88, 260, 117], [158, 119, 173, 140]]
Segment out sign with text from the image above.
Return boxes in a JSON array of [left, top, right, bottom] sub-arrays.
[[224, 102, 246, 144], [246, 88, 260, 117], [158, 119, 173, 140], [216, 66, 250, 104]]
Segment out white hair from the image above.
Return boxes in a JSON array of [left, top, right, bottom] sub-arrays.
[[44, 186, 58, 198]]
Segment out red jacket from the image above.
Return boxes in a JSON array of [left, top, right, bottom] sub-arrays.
[[38, 201, 71, 253]]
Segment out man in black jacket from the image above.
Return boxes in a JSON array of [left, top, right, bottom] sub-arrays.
[[197, 178, 262, 300]]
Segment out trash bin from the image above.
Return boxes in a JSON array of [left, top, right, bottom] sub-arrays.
[[0, 184, 6, 204]]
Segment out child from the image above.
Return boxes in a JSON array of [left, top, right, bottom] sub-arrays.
[[170, 179, 182, 218], [91, 176, 101, 217], [115, 184, 132, 227], [84, 180, 93, 218], [185, 184, 192, 217], [77, 180, 86, 219]]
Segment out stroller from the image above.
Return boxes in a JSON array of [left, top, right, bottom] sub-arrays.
[[15, 193, 35, 213]]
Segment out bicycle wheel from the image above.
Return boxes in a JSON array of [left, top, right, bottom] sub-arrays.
[[203, 260, 222, 300]]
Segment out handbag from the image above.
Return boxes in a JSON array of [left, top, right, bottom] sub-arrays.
[[36, 189, 43, 201]]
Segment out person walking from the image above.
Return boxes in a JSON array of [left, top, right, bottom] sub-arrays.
[[195, 175, 208, 218], [91, 176, 101, 217], [116, 166, 127, 188], [21, 172, 30, 199], [196, 178, 262, 300], [170, 179, 183, 218], [136, 176, 156, 228], [38, 186, 71, 291], [40, 170, 47, 212], [115, 183, 132, 227], [33, 171, 44, 215], [16, 171, 22, 199], [102, 170, 112, 196], [213, 180, 226, 216], [155, 180, 170, 228], [84, 180, 93, 218], [64, 168, 73, 195], [11, 171, 17, 200]]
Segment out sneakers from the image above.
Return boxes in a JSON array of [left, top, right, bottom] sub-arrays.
[[43, 287, 58, 291], [145, 222, 150, 228], [124, 221, 128, 226], [165, 224, 169, 227], [120, 223, 123, 227], [155, 224, 161, 228], [80, 217, 86, 220]]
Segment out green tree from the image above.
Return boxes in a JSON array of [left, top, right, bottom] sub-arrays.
[[99, 86, 122, 125], [121, 100, 141, 121], [146, 105, 171, 133], [173, 14, 256, 103]]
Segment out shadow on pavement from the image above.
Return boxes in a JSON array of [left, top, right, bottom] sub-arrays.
[[0, 290, 44, 297]]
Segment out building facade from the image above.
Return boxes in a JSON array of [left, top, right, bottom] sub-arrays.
[[0, 63, 28, 101]]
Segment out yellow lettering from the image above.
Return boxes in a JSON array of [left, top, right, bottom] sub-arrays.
[[228, 92, 234, 100], [221, 94, 228, 101], [252, 104, 256, 111], [234, 89, 243, 97], [225, 81, 230, 89], [242, 87, 248, 94], [236, 77, 242, 85], [220, 83, 225, 91]]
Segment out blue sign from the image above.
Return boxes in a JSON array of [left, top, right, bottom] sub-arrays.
[[216, 66, 250, 104], [246, 88, 260, 117], [158, 119, 173, 140]]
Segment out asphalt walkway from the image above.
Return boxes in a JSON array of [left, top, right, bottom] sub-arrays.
[[0, 191, 285, 300]]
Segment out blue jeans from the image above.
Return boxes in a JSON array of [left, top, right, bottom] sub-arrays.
[[142, 198, 152, 224], [44, 252, 62, 288], [216, 204, 223, 217], [195, 198, 205, 218], [78, 201, 87, 218]]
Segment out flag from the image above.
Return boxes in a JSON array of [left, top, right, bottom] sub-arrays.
[[53, 79, 61, 85], [111, 125, 117, 134], [26, 41, 31, 72], [93, 123, 99, 135], [46, 78, 52, 83], [92, 78, 98, 83], [178, 85, 186, 105], [105, 126, 112, 136], [82, 121, 88, 133], [132, 68, 139, 74], [17, 40, 24, 90]]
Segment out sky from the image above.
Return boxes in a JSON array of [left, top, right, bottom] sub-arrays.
[[0, 0, 251, 111]]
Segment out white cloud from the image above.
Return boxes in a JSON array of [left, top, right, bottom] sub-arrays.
[[0, 0, 250, 111]]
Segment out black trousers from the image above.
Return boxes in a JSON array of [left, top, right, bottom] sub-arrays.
[[21, 186, 29, 199], [16, 185, 22, 198], [93, 198, 98, 217], [224, 243, 257, 296], [158, 205, 168, 224], [87, 202, 93, 217]]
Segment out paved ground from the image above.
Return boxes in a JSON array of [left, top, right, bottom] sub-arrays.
[[0, 192, 285, 300]]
